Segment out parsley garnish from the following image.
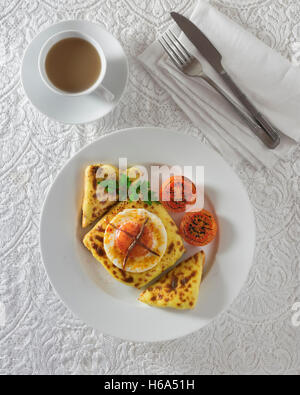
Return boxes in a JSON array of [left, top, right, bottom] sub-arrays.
[[97, 174, 160, 205]]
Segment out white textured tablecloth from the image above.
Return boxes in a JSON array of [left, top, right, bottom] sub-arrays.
[[0, 0, 300, 375]]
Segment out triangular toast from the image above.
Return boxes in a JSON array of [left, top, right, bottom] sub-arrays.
[[82, 164, 143, 228], [138, 251, 205, 309], [82, 164, 119, 228]]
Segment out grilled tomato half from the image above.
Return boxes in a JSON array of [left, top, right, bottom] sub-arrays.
[[160, 176, 196, 212], [179, 209, 217, 246]]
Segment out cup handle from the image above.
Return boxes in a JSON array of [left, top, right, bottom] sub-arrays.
[[94, 83, 115, 102]]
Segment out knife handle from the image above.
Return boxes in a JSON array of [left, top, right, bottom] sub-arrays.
[[220, 71, 281, 149], [200, 75, 281, 149]]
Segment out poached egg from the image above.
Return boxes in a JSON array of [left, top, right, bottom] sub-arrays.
[[103, 208, 167, 273]]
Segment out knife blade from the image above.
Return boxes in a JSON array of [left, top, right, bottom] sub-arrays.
[[170, 12, 281, 149], [170, 12, 224, 73]]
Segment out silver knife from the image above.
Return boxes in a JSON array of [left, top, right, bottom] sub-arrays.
[[170, 12, 281, 149]]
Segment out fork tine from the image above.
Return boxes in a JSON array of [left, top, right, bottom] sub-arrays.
[[168, 30, 191, 60], [165, 31, 187, 63], [159, 38, 181, 69], [159, 36, 183, 69]]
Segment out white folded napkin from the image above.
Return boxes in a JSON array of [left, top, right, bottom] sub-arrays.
[[139, 0, 300, 168]]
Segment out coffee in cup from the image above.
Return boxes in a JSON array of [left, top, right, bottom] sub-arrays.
[[45, 37, 101, 93], [38, 30, 110, 98]]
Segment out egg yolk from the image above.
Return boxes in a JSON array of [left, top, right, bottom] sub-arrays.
[[116, 221, 153, 258]]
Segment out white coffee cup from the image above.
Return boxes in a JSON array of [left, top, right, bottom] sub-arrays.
[[38, 30, 114, 101]]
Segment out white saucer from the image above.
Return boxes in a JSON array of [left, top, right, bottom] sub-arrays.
[[21, 21, 128, 124]]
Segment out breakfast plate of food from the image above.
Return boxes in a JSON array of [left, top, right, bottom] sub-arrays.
[[40, 127, 255, 342]]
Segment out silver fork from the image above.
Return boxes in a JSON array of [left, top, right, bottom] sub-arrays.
[[159, 30, 277, 148]]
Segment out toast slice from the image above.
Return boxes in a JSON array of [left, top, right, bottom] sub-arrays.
[[82, 165, 144, 228], [82, 164, 119, 228], [83, 200, 186, 288], [138, 251, 205, 309]]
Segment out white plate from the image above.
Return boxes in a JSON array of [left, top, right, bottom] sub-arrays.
[[21, 21, 128, 124], [40, 127, 256, 342]]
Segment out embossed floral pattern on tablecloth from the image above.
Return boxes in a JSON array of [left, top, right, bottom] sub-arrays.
[[0, 0, 299, 375]]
